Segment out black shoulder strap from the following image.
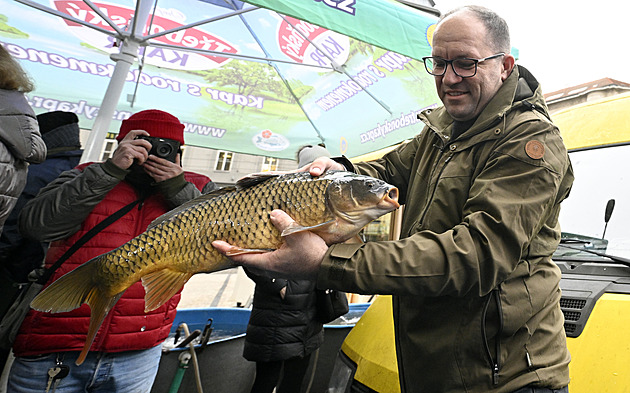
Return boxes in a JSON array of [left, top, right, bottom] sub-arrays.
[[38, 197, 144, 284]]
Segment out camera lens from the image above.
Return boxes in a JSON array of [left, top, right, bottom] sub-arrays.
[[156, 144, 173, 158]]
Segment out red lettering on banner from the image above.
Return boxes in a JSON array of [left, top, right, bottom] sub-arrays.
[[277, 16, 327, 63], [54, 0, 237, 65]]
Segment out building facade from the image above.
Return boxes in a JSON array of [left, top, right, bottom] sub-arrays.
[[83, 131, 301, 188], [545, 78, 630, 114]]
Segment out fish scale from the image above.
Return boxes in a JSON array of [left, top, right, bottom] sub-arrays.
[[30, 170, 400, 365]]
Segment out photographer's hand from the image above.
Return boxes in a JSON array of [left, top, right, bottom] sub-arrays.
[[143, 154, 184, 182], [110, 130, 151, 170]]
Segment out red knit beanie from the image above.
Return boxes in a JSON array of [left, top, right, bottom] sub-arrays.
[[116, 109, 185, 144]]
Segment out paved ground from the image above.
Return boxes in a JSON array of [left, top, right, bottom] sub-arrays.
[[177, 267, 255, 309], [178, 267, 373, 309]]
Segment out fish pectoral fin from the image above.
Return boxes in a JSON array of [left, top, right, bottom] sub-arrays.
[[141, 269, 193, 312], [225, 247, 274, 256], [280, 219, 335, 237]]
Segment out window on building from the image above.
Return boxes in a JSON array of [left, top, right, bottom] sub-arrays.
[[215, 151, 233, 171], [100, 133, 117, 161], [261, 156, 278, 172]]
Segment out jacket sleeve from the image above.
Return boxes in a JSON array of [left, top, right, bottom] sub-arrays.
[[156, 174, 217, 208], [18, 163, 122, 242], [0, 112, 46, 164], [318, 122, 571, 298]]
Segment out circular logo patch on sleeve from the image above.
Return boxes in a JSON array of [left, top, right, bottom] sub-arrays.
[[525, 140, 545, 159]]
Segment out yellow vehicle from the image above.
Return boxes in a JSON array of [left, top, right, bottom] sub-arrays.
[[327, 92, 630, 392]]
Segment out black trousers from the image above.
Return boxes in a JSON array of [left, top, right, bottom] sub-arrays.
[[249, 352, 315, 393]]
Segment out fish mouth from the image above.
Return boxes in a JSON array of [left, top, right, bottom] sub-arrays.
[[378, 187, 400, 210]]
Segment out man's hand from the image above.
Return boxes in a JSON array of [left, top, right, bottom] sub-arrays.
[[110, 130, 152, 170], [212, 210, 329, 280], [303, 157, 345, 176], [143, 154, 184, 182]]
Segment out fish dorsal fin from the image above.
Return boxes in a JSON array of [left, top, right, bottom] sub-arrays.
[[235, 172, 282, 190], [141, 269, 193, 312], [148, 186, 235, 230], [281, 219, 336, 237]]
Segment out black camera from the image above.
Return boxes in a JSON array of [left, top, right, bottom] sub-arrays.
[[135, 135, 180, 162]]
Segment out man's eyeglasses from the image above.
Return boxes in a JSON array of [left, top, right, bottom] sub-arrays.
[[422, 53, 505, 78]]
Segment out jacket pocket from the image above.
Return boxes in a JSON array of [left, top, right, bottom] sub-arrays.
[[499, 262, 533, 335], [482, 287, 503, 386]]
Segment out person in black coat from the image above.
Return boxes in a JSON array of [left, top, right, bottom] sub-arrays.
[[243, 270, 324, 393], [243, 145, 331, 393]]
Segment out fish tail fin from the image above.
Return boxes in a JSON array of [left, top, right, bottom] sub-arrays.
[[30, 255, 124, 366], [31, 259, 101, 313], [75, 292, 123, 365], [141, 270, 193, 312]]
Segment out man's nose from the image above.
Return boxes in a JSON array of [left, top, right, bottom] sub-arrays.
[[442, 62, 463, 84]]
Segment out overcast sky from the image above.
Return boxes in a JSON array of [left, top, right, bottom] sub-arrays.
[[431, 1, 630, 94]]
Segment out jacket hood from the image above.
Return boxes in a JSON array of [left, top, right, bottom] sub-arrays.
[[513, 65, 551, 119], [42, 123, 81, 155]]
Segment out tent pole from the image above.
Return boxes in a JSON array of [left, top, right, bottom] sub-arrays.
[[80, 40, 138, 163], [80, 0, 155, 163]]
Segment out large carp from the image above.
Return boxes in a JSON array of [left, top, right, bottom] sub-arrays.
[[31, 170, 399, 365]]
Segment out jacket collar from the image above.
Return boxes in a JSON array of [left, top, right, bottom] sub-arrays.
[[419, 65, 549, 148]]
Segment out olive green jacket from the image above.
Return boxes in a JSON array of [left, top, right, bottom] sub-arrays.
[[318, 66, 574, 392]]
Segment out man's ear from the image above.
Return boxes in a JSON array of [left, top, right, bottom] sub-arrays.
[[501, 54, 516, 81], [501, 55, 516, 82]]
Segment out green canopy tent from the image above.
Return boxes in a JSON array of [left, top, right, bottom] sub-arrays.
[[4, 0, 440, 160]]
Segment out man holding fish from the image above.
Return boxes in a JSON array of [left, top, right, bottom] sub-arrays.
[[8, 109, 215, 393], [214, 6, 574, 393]]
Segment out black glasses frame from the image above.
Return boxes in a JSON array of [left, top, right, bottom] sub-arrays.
[[422, 53, 505, 78]]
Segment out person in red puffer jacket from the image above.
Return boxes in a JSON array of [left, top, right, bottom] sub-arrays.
[[8, 109, 216, 393]]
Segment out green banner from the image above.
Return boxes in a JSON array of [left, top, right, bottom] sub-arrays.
[[246, 0, 438, 62]]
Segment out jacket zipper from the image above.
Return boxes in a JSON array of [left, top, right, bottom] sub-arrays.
[[416, 153, 453, 229], [413, 129, 456, 230], [481, 286, 503, 386]]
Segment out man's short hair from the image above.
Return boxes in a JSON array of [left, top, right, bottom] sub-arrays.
[[438, 6, 510, 54]]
